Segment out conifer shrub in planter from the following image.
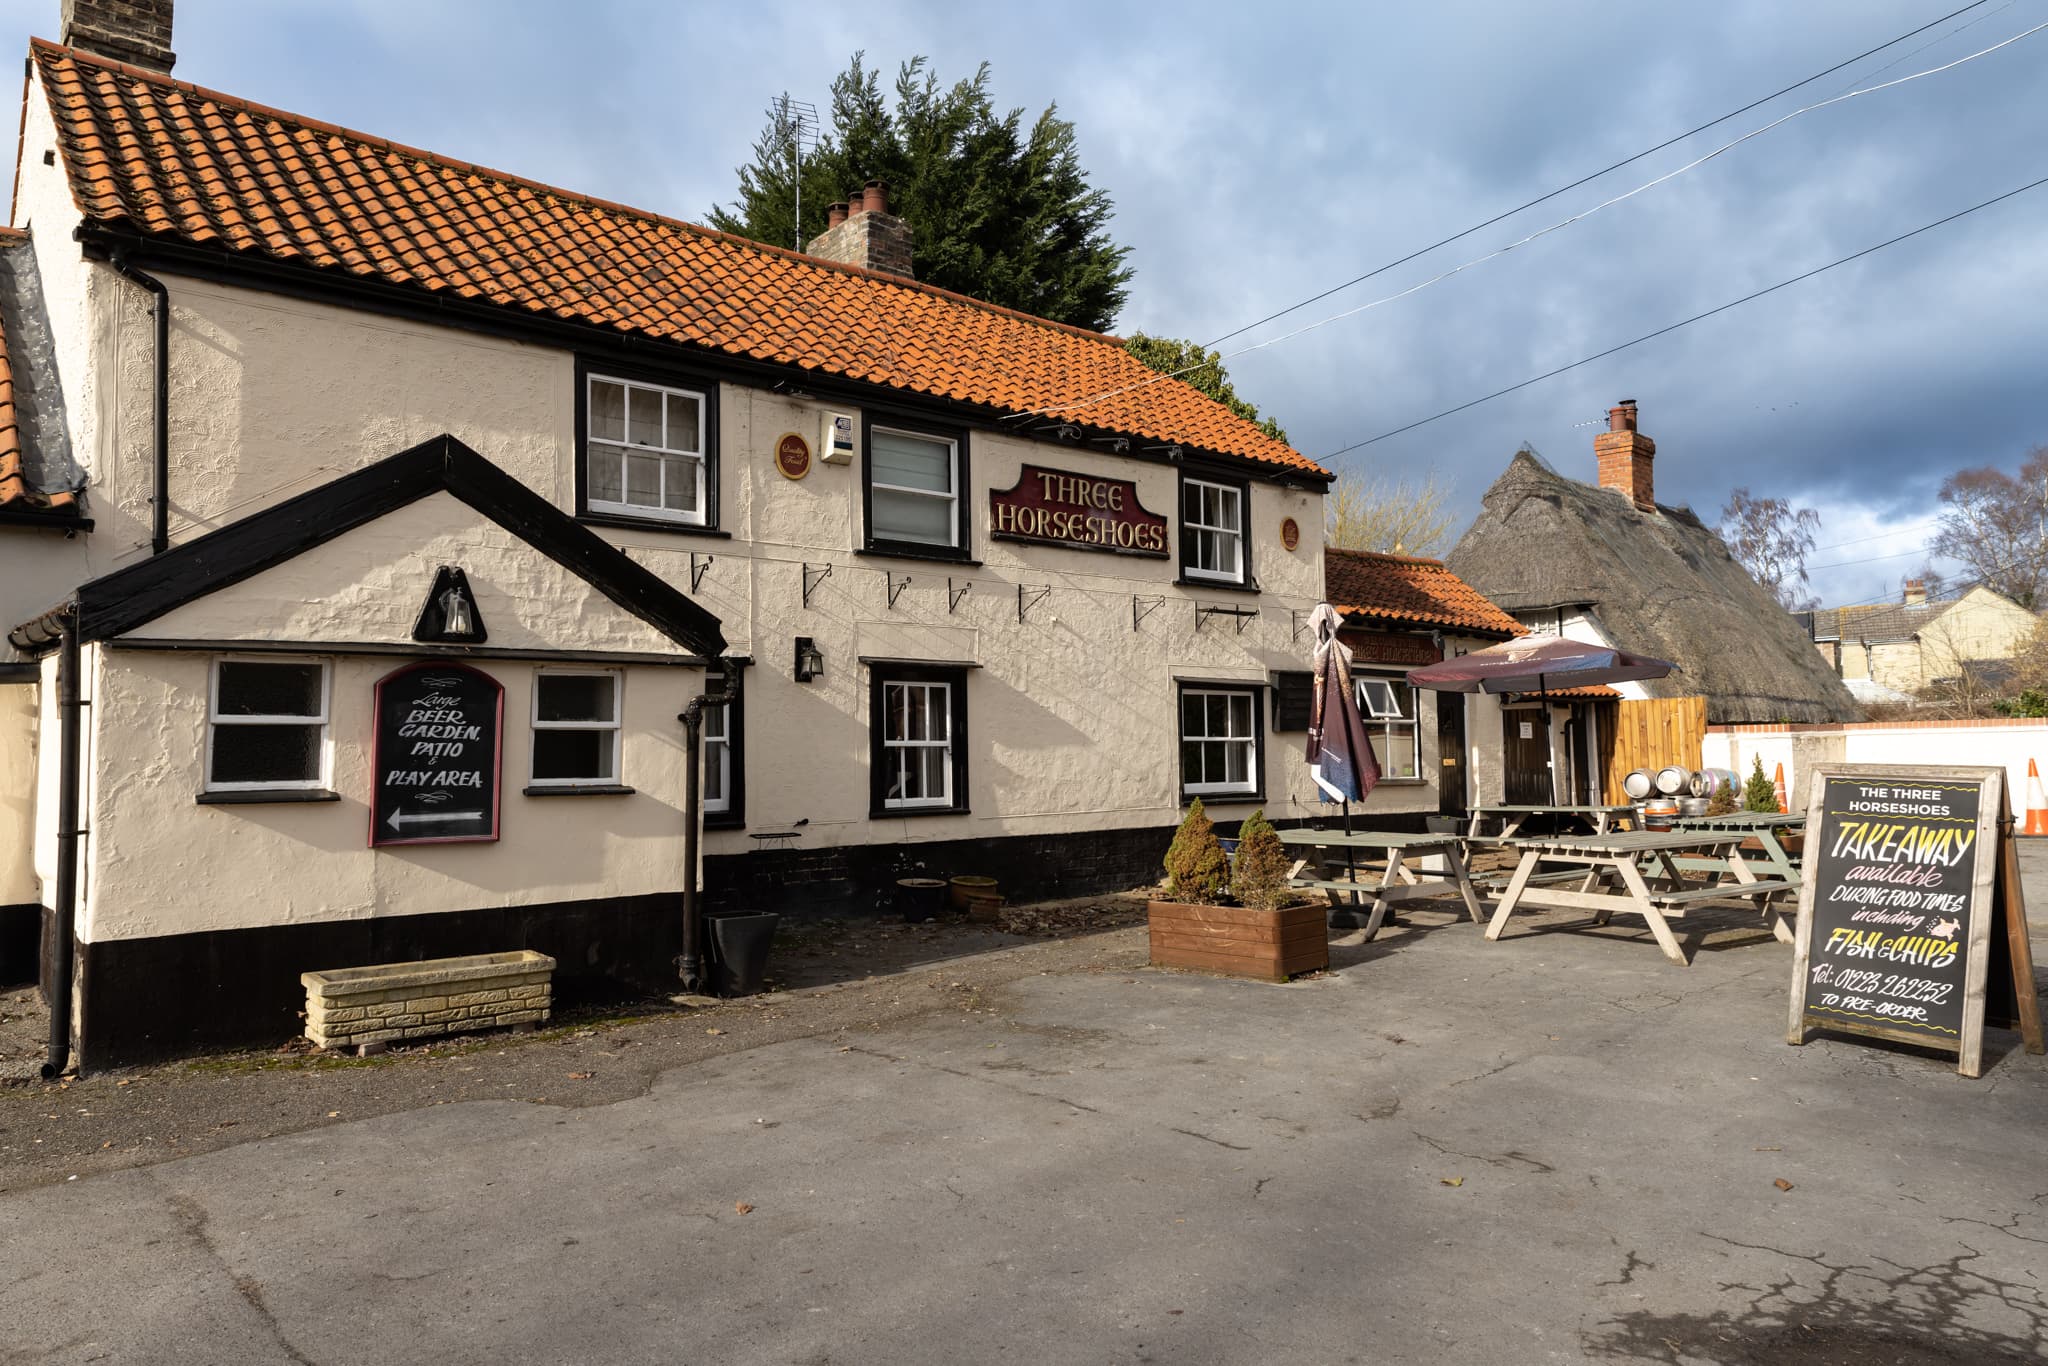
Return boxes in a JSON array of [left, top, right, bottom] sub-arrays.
[[1148, 803, 1328, 982]]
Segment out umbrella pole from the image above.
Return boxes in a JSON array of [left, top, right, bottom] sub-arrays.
[[1343, 797, 1359, 912]]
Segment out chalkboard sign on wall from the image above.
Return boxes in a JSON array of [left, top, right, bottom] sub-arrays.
[[1787, 764, 2043, 1077], [371, 662, 504, 847]]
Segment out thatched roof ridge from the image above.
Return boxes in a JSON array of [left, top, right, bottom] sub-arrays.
[[1444, 449, 1860, 724]]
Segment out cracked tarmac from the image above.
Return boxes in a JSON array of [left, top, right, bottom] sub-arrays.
[[2, 898, 2045, 1364]]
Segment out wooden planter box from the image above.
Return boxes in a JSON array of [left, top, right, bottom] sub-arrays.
[[1147, 900, 1328, 982]]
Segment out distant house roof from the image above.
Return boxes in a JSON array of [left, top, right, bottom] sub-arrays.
[[1444, 448, 1859, 724], [1811, 596, 1977, 644], [1325, 546, 1522, 637], [0, 226, 79, 521], [26, 40, 1326, 482]]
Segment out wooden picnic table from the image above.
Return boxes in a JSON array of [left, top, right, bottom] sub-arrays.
[[1484, 830, 1800, 966], [1466, 803, 1640, 840], [1672, 811, 1806, 881], [1277, 829, 1483, 940]]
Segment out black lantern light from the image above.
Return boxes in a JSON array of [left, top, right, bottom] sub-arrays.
[[413, 565, 487, 644], [794, 636, 825, 683]]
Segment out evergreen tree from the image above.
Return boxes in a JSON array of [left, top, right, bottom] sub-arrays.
[[1706, 777, 1739, 817], [1163, 799, 1229, 903], [1122, 333, 1288, 443], [711, 55, 1132, 332], [1742, 756, 1780, 813], [1229, 809, 1291, 912]]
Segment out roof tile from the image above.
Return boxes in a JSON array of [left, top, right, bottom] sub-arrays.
[[27, 42, 1326, 479], [1325, 546, 1522, 636]]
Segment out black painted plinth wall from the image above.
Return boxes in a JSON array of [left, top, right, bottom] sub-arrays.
[[65, 811, 1432, 1067], [0, 903, 39, 988]]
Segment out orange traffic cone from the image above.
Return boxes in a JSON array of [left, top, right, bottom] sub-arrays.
[[2025, 759, 2048, 836], [1772, 762, 1789, 814]]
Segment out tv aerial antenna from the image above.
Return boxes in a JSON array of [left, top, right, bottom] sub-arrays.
[[767, 93, 820, 251]]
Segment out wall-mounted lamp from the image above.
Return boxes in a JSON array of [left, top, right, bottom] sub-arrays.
[[794, 636, 825, 683], [412, 565, 487, 644]]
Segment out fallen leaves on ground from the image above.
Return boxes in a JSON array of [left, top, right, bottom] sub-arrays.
[[1774, 1178, 1794, 1191], [994, 899, 1148, 937], [568, 1071, 592, 1080], [1441, 1176, 1464, 1187], [734, 1201, 754, 1215]]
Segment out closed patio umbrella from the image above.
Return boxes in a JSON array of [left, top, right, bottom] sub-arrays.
[[1306, 603, 1380, 810], [1405, 635, 1675, 699]]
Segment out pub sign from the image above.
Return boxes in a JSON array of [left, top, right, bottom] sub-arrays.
[[371, 661, 504, 846], [989, 464, 1168, 557]]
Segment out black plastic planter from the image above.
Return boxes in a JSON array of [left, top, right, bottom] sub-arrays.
[[896, 877, 947, 923], [706, 909, 779, 997]]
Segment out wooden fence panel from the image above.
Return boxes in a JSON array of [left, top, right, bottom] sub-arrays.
[[1600, 696, 1707, 803]]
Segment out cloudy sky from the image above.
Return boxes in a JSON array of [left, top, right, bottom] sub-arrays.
[[6, 0, 2043, 606]]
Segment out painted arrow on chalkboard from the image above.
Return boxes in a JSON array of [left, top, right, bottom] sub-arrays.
[[386, 809, 486, 832]]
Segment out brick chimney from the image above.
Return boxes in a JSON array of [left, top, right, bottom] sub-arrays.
[[61, 0, 176, 71], [1902, 578, 1928, 606], [805, 180, 914, 278], [1593, 398, 1657, 512]]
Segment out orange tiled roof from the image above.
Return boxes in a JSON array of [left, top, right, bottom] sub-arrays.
[[27, 41, 1328, 479], [0, 224, 76, 515], [1326, 546, 1523, 636]]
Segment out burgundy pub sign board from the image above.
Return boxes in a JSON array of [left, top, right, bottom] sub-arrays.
[[989, 464, 1169, 557], [371, 661, 504, 846]]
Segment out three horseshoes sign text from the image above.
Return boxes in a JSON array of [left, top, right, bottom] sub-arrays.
[[371, 661, 504, 846]]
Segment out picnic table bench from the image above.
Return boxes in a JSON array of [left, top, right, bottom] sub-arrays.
[[1484, 829, 1800, 966], [1466, 804, 1640, 840], [1277, 829, 1482, 941]]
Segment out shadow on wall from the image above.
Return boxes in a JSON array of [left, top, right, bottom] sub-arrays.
[[1578, 1238, 2048, 1365]]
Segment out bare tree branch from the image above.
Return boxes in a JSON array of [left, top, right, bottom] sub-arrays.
[[1720, 487, 1821, 611]]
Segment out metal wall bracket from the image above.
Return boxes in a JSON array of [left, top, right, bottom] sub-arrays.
[[886, 572, 912, 610], [1291, 609, 1306, 643], [1133, 594, 1164, 631], [948, 578, 972, 614], [802, 562, 832, 608], [1196, 604, 1258, 635], [691, 553, 714, 592], [1017, 584, 1051, 624]]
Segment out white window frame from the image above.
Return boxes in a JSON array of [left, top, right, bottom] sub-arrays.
[[1181, 477, 1245, 583], [881, 678, 954, 810], [868, 425, 960, 549], [529, 669, 623, 787], [1357, 672, 1421, 781], [585, 372, 709, 526], [702, 695, 731, 814], [1179, 685, 1260, 796], [205, 656, 332, 792]]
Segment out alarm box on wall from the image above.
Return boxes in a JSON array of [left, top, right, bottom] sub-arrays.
[[821, 412, 856, 465]]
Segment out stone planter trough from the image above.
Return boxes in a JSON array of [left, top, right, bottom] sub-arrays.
[[302, 950, 554, 1053]]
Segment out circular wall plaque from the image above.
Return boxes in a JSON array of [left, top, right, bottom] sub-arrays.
[[1280, 516, 1300, 551], [775, 432, 813, 480]]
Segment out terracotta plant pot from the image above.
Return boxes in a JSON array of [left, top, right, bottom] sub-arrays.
[[949, 875, 998, 910], [964, 893, 1005, 922], [1147, 900, 1328, 982]]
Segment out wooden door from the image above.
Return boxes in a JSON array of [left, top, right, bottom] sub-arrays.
[[1436, 693, 1467, 817], [1503, 708, 1552, 805]]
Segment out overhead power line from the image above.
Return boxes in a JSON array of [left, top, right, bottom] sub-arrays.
[[1006, 15, 2043, 427], [1202, 1, 1995, 350], [1317, 173, 2048, 461]]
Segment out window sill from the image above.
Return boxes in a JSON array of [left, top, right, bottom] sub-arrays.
[[1178, 575, 1258, 594], [577, 511, 730, 539], [522, 784, 636, 797], [870, 804, 972, 819], [704, 812, 746, 830], [1180, 790, 1266, 806], [856, 546, 981, 568], [1370, 778, 1429, 787], [197, 788, 341, 805]]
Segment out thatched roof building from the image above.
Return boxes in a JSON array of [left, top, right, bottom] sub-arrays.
[[1445, 402, 1859, 725]]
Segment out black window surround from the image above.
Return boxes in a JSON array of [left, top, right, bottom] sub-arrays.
[[574, 355, 723, 535], [1176, 680, 1266, 804], [704, 666, 747, 830], [1270, 670, 1314, 732], [868, 662, 970, 818], [1177, 469, 1254, 590], [861, 413, 972, 562]]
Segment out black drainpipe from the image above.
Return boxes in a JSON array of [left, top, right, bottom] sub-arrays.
[[676, 660, 735, 994], [43, 609, 82, 1078], [107, 254, 171, 555]]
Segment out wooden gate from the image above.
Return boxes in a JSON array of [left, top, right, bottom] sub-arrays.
[[1600, 696, 1706, 802]]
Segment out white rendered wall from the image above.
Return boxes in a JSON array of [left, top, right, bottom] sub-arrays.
[[1708, 721, 2048, 816]]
